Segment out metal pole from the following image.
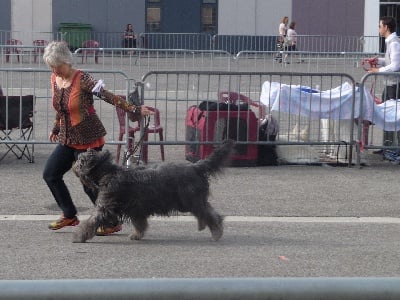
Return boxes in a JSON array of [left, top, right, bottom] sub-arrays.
[[1, 277, 400, 300]]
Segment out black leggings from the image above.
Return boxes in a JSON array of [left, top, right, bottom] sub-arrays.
[[43, 144, 102, 218]]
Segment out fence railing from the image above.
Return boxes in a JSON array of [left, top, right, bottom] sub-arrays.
[[356, 72, 400, 166], [0, 30, 383, 53], [1, 63, 398, 167], [0, 46, 380, 86], [1, 277, 400, 300]]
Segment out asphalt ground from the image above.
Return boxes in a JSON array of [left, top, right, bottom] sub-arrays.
[[1, 145, 400, 279]]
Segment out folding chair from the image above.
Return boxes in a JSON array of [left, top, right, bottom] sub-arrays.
[[0, 95, 35, 162], [81, 40, 100, 64], [132, 106, 165, 164], [33, 39, 48, 63], [5, 39, 22, 63]]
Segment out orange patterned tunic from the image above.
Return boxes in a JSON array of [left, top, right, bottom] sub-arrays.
[[51, 70, 139, 149]]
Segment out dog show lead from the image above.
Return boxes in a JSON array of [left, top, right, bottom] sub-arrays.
[[42, 41, 152, 235]]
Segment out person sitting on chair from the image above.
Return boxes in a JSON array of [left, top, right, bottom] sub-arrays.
[[123, 23, 137, 54], [368, 16, 400, 154]]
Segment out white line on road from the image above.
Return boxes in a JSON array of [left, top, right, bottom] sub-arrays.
[[1, 215, 400, 224]]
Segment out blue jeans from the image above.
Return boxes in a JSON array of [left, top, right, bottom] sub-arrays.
[[43, 144, 102, 218]]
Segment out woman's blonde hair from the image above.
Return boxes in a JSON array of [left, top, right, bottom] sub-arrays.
[[281, 16, 289, 24], [43, 41, 73, 67]]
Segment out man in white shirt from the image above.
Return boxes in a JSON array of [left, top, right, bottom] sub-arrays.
[[369, 16, 400, 150]]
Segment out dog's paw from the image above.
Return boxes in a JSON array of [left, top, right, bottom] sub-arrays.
[[129, 231, 144, 240], [211, 226, 223, 241], [197, 219, 206, 231], [210, 216, 224, 241], [72, 232, 88, 243]]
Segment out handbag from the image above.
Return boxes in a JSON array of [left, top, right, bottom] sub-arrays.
[[127, 84, 142, 122]]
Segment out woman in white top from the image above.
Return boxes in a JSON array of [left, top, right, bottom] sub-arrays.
[[278, 16, 289, 44], [275, 16, 289, 62]]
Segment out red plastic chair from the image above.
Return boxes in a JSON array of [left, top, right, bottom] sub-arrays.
[[33, 40, 48, 63], [115, 106, 136, 164], [81, 40, 100, 63], [133, 106, 165, 164], [5, 39, 22, 63]]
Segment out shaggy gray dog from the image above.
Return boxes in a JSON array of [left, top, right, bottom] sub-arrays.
[[72, 139, 235, 243]]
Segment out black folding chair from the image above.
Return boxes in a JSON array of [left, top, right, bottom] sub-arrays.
[[0, 95, 35, 162]]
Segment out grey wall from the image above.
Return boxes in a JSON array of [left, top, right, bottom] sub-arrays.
[[292, 0, 364, 36]]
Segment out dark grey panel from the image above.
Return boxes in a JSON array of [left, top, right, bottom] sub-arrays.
[[292, 0, 364, 36], [292, 0, 364, 51], [0, 0, 11, 43], [162, 0, 202, 32]]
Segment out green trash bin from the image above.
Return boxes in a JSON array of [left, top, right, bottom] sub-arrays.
[[59, 23, 92, 51]]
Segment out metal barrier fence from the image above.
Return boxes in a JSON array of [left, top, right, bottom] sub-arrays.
[[1, 277, 400, 300], [0, 69, 361, 166], [0, 30, 382, 53], [0, 47, 234, 81], [3, 67, 398, 168], [0, 68, 134, 163], [0, 46, 379, 87], [235, 51, 378, 77], [140, 71, 357, 166], [355, 72, 400, 166]]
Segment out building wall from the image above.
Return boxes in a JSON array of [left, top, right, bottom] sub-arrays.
[[292, 0, 364, 36], [364, 0, 380, 52], [52, 0, 145, 37], [0, 0, 385, 51], [9, 0, 52, 44], [218, 0, 292, 35]]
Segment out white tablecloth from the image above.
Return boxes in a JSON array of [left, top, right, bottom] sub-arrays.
[[260, 81, 400, 131]]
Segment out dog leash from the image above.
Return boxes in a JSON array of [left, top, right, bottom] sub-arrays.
[[123, 115, 150, 167]]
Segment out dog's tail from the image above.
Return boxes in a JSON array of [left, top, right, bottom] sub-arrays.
[[195, 139, 235, 176]]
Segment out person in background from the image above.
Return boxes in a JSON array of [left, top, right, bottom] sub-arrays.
[[284, 21, 297, 63], [275, 16, 289, 63], [368, 16, 400, 154], [42, 41, 151, 235], [124, 23, 137, 54]]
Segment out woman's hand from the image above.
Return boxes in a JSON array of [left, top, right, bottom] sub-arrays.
[[49, 132, 58, 142], [140, 105, 153, 116], [368, 67, 379, 73]]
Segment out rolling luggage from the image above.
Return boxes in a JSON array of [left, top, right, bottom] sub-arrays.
[[185, 101, 258, 167]]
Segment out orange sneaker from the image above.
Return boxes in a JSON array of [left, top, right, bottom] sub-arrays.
[[96, 224, 122, 236], [48, 215, 79, 230]]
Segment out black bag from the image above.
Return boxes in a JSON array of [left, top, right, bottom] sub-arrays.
[[127, 84, 142, 122], [198, 100, 249, 111], [257, 117, 278, 166], [128, 84, 141, 106]]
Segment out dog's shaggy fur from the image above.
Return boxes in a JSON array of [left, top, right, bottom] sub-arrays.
[[72, 139, 235, 243]]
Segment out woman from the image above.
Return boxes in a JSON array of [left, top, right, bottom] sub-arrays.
[[278, 16, 289, 43], [124, 23, 137, 52], [42, 41, 151, 235], [284, 21, 298, 63], [275, 16, 289, 62], [286, 22, 297, 52]]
